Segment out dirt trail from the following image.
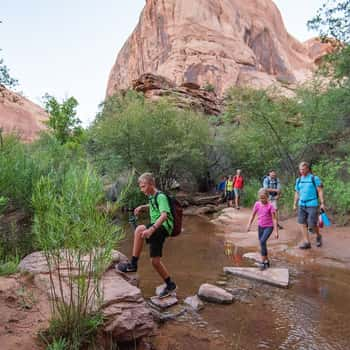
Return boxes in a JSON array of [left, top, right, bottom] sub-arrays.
[[212, 207, 350, 269]]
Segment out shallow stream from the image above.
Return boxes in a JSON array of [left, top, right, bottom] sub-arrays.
[[120, 215, 350, 350]]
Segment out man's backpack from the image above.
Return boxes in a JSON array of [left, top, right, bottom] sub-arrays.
[[154, 192, 183, 236], [262, 175, 269, 187]]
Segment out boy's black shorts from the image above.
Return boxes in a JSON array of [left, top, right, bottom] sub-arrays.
[[146, 224, 169, 257]]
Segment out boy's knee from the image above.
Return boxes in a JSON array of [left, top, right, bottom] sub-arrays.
[[151, 257, 161, 267], [135, 225, 146, 237]]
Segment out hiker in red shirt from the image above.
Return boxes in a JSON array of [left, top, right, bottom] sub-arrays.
[[233, 169, 244, 209]]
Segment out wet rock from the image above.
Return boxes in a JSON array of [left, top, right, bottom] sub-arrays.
[[215, 280, 227, 287], [225, 287, 254, 303], [243, 252, 261, 263], [149, 295, 178, 309], [198, 283, 234, 304], [224, 267, 289, 288], [184, 295, 204, 311], [195, 205, 218, 215], [149, 304, 186, 323]]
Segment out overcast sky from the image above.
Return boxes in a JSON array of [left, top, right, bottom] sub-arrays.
[[1, 0, 324, 126]]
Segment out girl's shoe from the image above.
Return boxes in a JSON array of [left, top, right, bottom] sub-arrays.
[[258, 260, 270, 271]]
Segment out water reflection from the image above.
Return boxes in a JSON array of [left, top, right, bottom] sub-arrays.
[[119, 215, 350, 350]]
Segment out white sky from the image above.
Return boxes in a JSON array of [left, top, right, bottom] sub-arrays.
[[1, 0, 324, 126]]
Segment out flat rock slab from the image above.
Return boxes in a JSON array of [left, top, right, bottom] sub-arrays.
[[149, 296, 178, 309], [224, 267, 289, 288]]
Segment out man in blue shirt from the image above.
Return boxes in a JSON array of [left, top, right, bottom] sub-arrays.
[[263, 170, 282, 228], [293, 162, 325, 249]]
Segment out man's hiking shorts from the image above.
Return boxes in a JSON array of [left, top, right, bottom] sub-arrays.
[[297, 206, 319, 227], [146, 224, 168, 257], [270, 198, 278, 210]]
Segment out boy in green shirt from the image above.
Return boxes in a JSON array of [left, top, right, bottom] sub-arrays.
[[118, 173, 176, 298]]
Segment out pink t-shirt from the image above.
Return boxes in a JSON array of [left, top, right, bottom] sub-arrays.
[[253, 201, 276, 227]]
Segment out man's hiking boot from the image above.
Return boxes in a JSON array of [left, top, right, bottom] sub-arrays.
[[159, 282, 177, 298], [117, 261, 137, 273], [316, 235, 322, 247], [299, 242, 311, 250]]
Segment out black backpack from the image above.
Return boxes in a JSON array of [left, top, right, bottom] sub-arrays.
[[153, 192, 183, 236]]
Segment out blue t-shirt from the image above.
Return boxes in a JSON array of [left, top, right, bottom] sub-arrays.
[[295, 174, 322, 207], [218, 180, 226, 192]]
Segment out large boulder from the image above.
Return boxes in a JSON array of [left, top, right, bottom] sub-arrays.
[[198, 283, 234, 304], [107, 0, 332, 98], [19, 250, 154, 342]]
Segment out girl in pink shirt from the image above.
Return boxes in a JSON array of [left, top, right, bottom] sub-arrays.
[[247, 188, 279, 270]]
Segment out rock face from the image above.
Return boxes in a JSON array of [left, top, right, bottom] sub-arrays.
[[133, 73, 222, 115], [0, 85, 47, 142], [107, 0, 331, 98]]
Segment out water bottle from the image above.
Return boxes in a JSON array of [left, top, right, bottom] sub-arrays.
[[320, 209, 331, 227]]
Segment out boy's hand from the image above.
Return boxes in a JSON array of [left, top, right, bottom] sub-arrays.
[[246, 225, 251, 232], [141, 228, 153, 239], [275, 230, 279, 239]]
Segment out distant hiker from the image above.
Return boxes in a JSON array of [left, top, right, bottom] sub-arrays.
[[263, 170, 283, 229], [118, 172, 177, 298], [293, 161, 325, 249], [217, 175, 228, 204], [225, 175, 235, 207], [247, 188, 279, 270], [233, 169, 244, 209]]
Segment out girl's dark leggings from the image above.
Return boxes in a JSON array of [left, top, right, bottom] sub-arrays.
[[258, 226, 273, 256]]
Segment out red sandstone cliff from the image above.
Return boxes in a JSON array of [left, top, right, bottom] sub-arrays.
[[107, 0, 331, 97], [0, 85, 47, 142]]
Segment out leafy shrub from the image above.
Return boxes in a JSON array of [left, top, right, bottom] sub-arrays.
[[89, 91, 211, 190], [32, 164, 119, 349]]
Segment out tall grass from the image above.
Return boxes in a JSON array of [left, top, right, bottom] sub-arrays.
[[33, 164, 119, 349]]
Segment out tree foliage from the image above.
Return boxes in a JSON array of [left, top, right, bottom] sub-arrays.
[[44, 94, 83, 145], [89, 91, 211, 189], [308, 0, 350, 78], [0, 50, 18, 88]]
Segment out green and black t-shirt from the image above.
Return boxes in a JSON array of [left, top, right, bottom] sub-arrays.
[[149, 192, 174, 235]]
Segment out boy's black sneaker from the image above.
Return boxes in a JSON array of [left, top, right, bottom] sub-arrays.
[[299, 242, 311, 250], [117, 261, 137, 273], [158, 282, 177, 298], [316, 235, 322, 247]]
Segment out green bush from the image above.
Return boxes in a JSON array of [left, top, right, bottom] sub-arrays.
[[89, 91, 211, 190], [241, 179, 261, 208], [32, 164, 119, 349]]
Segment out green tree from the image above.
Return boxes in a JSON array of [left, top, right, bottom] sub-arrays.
[[308, 0, 350, 78], [89, 91, 211, 189], [0, 49, 18, 88], [44, 94, 83, 144]]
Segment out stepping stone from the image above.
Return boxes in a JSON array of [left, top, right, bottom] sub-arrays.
[[224, 267, 289, 288], [149, 295, 178, 309], [198, 283, 234, 304], [243, 252, 261, 263], [184, 295, 204, 311]]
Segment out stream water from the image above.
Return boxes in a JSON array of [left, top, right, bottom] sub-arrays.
[[119, 215, 350, 350]]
